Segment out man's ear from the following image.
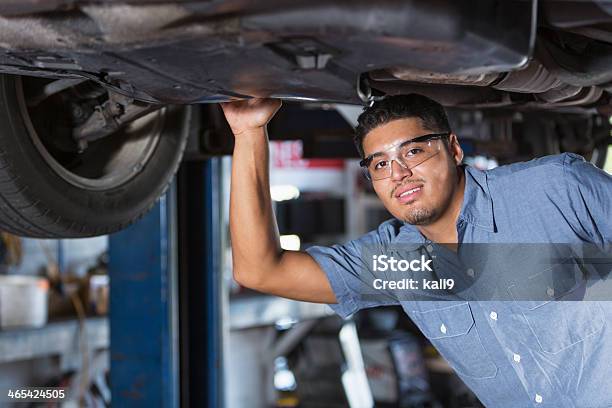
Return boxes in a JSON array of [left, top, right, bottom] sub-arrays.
[[449, 133, 464, 165]]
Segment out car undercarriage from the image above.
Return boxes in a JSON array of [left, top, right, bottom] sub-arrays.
[[0, 0, 610, 237], [0, 0, 610, 110]]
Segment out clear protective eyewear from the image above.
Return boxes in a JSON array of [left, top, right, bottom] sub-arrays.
[[359, 132, 450, 181]]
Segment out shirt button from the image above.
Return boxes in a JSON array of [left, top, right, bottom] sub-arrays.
[[440, 324, 447, 334], [535, 394, 543, 403], [513, 353, 521, 363], [466, 268, 475, 277], [547, 287, 555, 297], [489, 311, 498, 321], [426, 244, 434, 252]]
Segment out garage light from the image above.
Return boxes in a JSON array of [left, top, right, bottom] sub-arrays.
[[270, 185, 300, 201], [280, 235, 301, 251]]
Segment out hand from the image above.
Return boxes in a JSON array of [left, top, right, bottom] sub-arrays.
[[221, 98, 282, 137]]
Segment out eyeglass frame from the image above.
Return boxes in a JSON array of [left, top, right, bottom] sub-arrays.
[[359, 132, 451, 181]]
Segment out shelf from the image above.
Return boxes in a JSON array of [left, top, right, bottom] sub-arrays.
[[229, 296, 334, 330], [0, 317, 108, 364], [0, 299, 333, 361]]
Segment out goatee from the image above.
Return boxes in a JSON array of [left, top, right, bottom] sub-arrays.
[[402, 207, 438, 225]]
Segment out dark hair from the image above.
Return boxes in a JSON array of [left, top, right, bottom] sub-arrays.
[[354, 94, 451, 158]]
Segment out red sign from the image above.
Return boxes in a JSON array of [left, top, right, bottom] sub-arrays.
[[271, 141, 344, 169]]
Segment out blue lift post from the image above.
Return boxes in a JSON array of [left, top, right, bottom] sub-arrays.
[[176, 159, 224, 408], [108, 157, 224, 408], [108, 185, 179, 408]]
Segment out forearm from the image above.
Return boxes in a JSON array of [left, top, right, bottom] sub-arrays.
[[230, 127, 282, 286]]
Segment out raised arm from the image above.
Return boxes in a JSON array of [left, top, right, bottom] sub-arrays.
[[221, 99, 336, 303]]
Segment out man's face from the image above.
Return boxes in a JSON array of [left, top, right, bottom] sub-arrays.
[[362, 118, 463, 225]]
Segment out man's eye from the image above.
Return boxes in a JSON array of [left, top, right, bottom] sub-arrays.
[[405, 148, 424, 156], [374, 160, 388, 170]]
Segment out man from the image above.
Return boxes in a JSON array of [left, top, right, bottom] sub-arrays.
[[222, 94, 612, 407]]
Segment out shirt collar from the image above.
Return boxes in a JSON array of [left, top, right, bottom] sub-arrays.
[[397, 164, 497, 240], [459, 165, 496, 233]]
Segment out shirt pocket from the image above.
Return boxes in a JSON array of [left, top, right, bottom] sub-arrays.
[[409, 302, 498, 379], [508, 269, 605, 354]]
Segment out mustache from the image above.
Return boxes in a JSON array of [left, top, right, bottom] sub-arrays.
[[391, 179, 426, 198]]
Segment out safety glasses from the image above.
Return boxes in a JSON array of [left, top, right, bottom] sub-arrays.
[[360, 132, 450, 181]]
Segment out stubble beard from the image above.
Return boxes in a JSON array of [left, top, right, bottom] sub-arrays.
[[401, 205, 439, 225]]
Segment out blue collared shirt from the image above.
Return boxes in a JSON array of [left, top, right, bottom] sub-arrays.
[[306, 153, 612, 408]]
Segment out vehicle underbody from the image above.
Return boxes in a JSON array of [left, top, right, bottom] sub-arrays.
[[0, 0, 611, 111], [0, 0, 610, 238]]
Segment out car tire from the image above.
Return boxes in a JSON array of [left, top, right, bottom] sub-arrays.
[[0, 74, 190, 238]]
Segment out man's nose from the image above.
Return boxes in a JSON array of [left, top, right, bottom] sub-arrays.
[[390, 159, 412, 181]]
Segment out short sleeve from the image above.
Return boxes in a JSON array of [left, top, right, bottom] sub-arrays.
[[305, 220, 402, 319], [563, 153, 612, 248]]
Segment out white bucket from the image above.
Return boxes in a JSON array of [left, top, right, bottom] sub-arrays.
[[0, 275, 49, 329]]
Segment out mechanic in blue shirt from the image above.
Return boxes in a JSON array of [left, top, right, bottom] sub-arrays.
[[222, 95, 612, 408]]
